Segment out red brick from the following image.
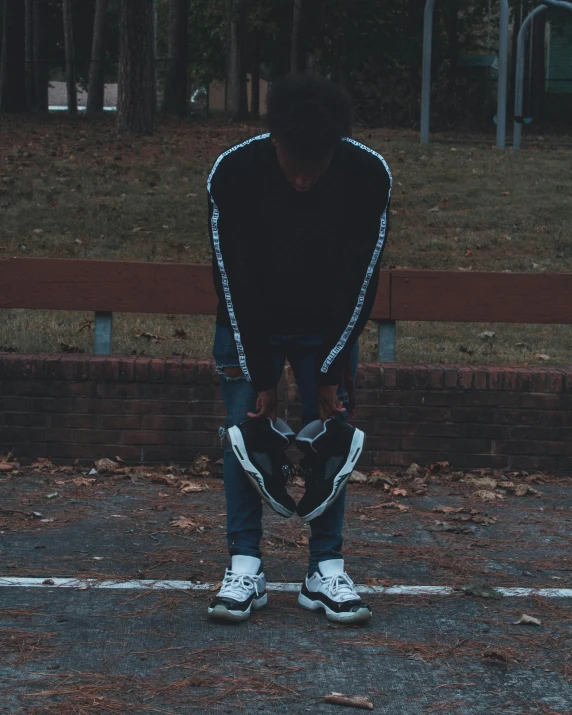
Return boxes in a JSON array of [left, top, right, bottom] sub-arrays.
[[122, 430, 166, 445], [473, 369, 488, 390], [123, 399, 168, 415], [62, 382, 96, 397], [493, 409, 544, 426], [401, 437, 491, 453], [373, 451, 412, 466], [463, 393, 516, 408], [43, 355, 63, 380], [164, 358, 183, 383], [358, 364, 383, 389], [118, 358, 135, 381], [190, 384, 219, 401], [371, 420, 418, 436], [51, 414, 96, 429], [141, 415, 191, 431], [510, 455, 557, 472], [5, 380, 47, 397], [190, 416, 225, 432], [142, 446, 219, 463], [74, 358, 90, 381], [59, 356, 81, 380], [516, 370, 534, 392], [406, 423, 464, 438], [397, 366, 415, 390], [543, 411, 572, 426], [134, 357, 152, 381], [444, 368, 457, 389], [97, 415, 141, 430], [181, 360, 197, 384], [149, 358, 165, 382], [45, 382, 66, 398], [429, 367, 444, 389], [556, 457, 572, 472], [96, 382, 142, 400], [171, 401, 193, 415], [0, 426, 30, 442], [3, 412, 48, 428], [362, 436, 400, 451], [562, 369, 572, 393], [196, 360, 213, 384], [73, 429, 120, 444], [0, 395, 29, 411], [518, 394, 560, 410], [531, 370, 551, 393], [548, 371, 564, 393], [457, 367, 474, 390], [31, 397, 75, 413], [74, 398, 124, 414], [511, 425, 572, 441], [88, 356, 107, 380], [103, 357, 120, 381], [378, 391, 422, 406], [462, 423, 512, 440], [165, 431, 216, 447], [9, 442, 48, 459], [502, 369, 517, 391], [356, 390, 379, 405], [487, 368, 503, 391], [28, 427, 74, 443], [450, 408, 495, 424], [494, 440, 572, 456], [381, 365, 397, 389]]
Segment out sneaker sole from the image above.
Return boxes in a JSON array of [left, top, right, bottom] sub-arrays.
[[227, 426, 294, 518], [207, 593, 268, 623], [299, 428, 365, 522], [298, 592, 371, 624]]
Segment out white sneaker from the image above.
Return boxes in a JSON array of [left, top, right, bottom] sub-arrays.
[[298, 559, 371, 624], [208, 555, 267, 623]]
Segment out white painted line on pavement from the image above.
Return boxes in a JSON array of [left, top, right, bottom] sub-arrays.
[[0, 577, 570, 598]]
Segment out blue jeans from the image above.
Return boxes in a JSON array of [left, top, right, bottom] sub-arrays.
[[213, 324, 358, 574]]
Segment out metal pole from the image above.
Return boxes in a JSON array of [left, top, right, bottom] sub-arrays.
[[94, 311, 113, 354], [420, 0, 436, 144], [496, 0, 510, 148], [377, 321, 397, 362], [514, 1, 572, 149]]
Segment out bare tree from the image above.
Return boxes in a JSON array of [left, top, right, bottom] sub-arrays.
[[25, 0, 35, 109], [250, 29, 261, 119], [33, 0, 49, 112], [62, 0, 77, 114], [87, 0, 107, 116], [0, 0, 28, 112], [290, 0, 302, 74], [117, 0, 156, 135], [226, 0, 249, 120], [162, 0, 190, 117]]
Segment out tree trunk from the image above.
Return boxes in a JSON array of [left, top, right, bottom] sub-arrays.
[[62, 0, 77, 115], [33, 0, 49, 112], [250, 30, 260, 119], [161, 0, 190, 117], [226, 0, 249, 120], [530, 12, 545, 122], [87, 0, 107, 117], [117, 0, 156, 135], [290, 0, 302, 74], [0, 0, 28, 112], [25, 0, 35, 110]]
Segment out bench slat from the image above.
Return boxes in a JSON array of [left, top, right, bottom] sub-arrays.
[[391, 270, 572, 323]]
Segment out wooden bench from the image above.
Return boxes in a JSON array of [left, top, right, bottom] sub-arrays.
[[1, 258, 572, 361]]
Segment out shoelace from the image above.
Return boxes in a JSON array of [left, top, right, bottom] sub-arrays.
[[320, 572, 359, 601], [218, 570, 262, 600]]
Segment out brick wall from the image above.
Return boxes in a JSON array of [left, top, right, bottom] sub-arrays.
[[1, 354, 571, 473]]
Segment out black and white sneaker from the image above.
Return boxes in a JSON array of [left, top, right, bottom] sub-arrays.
[[227, 417, 296, 517], [208, 555, 267, 623], [295, 419, 364, 522], [298, 559, 372, 624]]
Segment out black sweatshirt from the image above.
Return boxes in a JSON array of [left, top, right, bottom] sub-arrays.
[[207, 134, 392, 393]]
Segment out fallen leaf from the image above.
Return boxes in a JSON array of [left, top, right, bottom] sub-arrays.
[[473, 490, 504, 501], [209, 581, 223, 592], [405, 463, 424, 477], [433, 506, 465, 514], [369, 473, 395, 487], [323, 693, 374, 710], [462, 580, 503, 599], [72, 477, 95, 487], [379, 502, 409, 512], [95, 458, 119, 474], [349, 470, 368, 483], [392, 488, 408, 497], [429, 461, 450, 474], [483, 649, 509, 662], [429, 520, 472, 534], [0, 461, 19, 472], [535, 353, 550, 361], [179, 480, 209, 493], [170, 516, 197, 530], [466, 476, 498, 489], [513, 614, 541, 626], [515, 484, 541, 497], [477, 331, 496, 340]]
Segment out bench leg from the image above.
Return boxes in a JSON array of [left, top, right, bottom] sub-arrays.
[[94, 311, 113, 355], [377, 321, 396, 362]]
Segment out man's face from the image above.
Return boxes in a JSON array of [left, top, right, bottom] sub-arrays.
[[272, 139, 332, 192]]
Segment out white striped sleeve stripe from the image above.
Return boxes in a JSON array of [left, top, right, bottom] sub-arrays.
[[207, 134, 270, 382], [320, 138, 393, 375]]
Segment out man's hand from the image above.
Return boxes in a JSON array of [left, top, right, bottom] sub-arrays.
[[317, 384, 345, 422], [248, 388, 278, 422]]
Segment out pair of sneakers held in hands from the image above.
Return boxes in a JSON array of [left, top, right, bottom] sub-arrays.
[[227, 417, 365, 521]]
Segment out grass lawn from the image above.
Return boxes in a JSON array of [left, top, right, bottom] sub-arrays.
[[1, 114, 571, 366]]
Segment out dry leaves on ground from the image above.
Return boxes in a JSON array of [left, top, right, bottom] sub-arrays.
[[179, 480, 209, 493], [513, 614, 542, 626], [169, 516, 198, 530], [323, 693, 374, 710]]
